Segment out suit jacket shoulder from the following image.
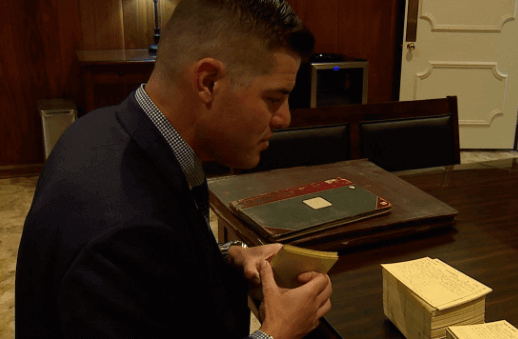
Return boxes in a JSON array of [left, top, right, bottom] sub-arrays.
[[16, 93, 250, 338]]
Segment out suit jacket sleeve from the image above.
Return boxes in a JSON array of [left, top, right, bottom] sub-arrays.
[[57, 221, 255, 339], [57, 222, 196, 338], [16, 94, 252, 339]]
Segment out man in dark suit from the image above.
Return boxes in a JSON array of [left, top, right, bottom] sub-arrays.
[[15, 0, 333, 338]]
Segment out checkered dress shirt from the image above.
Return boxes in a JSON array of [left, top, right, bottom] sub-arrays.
[[134, 85, 210, 224], [135, 85, 205, 188], [134, 85, 266, 339]]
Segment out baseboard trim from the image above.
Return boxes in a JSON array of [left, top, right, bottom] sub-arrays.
[[0, 164, 43, 179]]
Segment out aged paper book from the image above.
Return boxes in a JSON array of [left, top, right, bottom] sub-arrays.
[[382, 257, 492, 339], [447, 320, 518, 339], [382, 257, 492, 311], [228, 177, 391, 240], [270, 244, 338, 289]]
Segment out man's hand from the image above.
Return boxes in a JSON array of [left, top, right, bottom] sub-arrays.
[[258, 260, 333, 339], [228, 243, 282, 285]]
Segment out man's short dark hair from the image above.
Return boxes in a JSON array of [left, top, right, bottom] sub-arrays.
[[155, 0, 315, 86]]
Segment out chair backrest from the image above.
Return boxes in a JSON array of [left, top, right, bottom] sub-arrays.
[[242, 124, 349, 173], [288, 96, 460, 171], [360, 114, 456, 171]]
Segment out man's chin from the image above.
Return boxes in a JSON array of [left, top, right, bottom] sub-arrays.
[[223, 154, 261, 170], [232, 159, 260, 170]]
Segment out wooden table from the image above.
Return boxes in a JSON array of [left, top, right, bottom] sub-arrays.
[[210, 158, 518, 338], [76, 49, 155, 113]]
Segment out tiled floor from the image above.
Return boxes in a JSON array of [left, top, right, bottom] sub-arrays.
[[460, 150, 518, 164], [2, 150, 518, 338]]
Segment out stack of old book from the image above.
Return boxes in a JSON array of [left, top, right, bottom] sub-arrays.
[[208, 159, 458, 250], [447, 320, 518, 339], [381, 257, 492, 339], [227, 176, 391, 241]]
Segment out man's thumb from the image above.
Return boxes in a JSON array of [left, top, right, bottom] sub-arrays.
[[260, 260, 277, 293]]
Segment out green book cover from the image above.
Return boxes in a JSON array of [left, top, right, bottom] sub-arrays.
[[230, 177, 391, 239]]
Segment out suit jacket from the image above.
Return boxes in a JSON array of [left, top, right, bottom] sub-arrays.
[[15, 93, 251, 338]]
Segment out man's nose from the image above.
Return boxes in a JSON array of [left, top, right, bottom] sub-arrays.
[[270, 100, 291, 130]]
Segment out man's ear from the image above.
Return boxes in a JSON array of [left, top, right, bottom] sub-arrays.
[[194, 58, 225, 103]]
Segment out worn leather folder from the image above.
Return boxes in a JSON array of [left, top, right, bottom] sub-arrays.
[[209, 159, 458, 250], [229, 177, 391, 240]]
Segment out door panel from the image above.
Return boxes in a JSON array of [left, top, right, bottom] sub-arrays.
[[400, 0, 518, 149]]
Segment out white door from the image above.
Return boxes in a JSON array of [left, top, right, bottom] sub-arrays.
[[400, 0, 518, 149]]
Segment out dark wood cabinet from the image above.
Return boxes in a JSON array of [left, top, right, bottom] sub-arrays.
[[77, 50, 155, 114]]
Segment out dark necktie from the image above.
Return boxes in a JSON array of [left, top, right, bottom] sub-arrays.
[[191, 179, 210, 226]]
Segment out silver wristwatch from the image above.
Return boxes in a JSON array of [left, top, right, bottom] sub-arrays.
[[220, 240, 248, 261]]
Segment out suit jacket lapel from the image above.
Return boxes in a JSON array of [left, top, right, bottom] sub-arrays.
[[115, 93, 248, 337], [114, 93, 211, 229], [115, 92, 188, 194]]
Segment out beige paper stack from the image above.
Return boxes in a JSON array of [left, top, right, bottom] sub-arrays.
[[382, 257, 492, 339], [270, 244, 338, 289], [447, 320, 518, 339]]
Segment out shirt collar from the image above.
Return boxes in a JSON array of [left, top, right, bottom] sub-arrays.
[[134, 84, 205, 189]]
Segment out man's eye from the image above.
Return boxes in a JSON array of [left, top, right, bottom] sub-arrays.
[[269, 97, 283, 104]]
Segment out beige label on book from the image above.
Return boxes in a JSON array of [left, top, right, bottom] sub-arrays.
[[303, 197, 332, 210]]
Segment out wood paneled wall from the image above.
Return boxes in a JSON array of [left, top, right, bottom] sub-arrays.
[[0, 0, 83, 167], [79, 0, 180, 50], [75, 0, 403, 103], [0, 0, 402, 167], [76, 0, 403, 104], [288, 0, 402, 104], [0, 0, 179, 167]]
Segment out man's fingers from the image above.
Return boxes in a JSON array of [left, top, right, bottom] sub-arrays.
[[259, 301, 266, 322], [242, 244, 284, 285], [320, 276, 333, 300], [263, 243, 283, 262], [259, 261, 278, 298], [297, 272, 333, 312], [297, 270, 318, 284], [316, 299, 332, 319], [244, 265, 261, 285], [314, 276, 333, 310], [311, 319, 321, 332], [297, 271, 329, 284], [270, 243, 283, 253], [297, 272, 331, 294]]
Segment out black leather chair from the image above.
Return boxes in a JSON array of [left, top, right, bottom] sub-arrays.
[[360, 114, 457, 172], [287, 96, 460, 172], [235, 96, 460, 174], [244, 124, 349, 173]]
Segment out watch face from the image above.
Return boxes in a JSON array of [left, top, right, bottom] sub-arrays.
[[229, 241, 246, 248], [220, 241, 247, 260]]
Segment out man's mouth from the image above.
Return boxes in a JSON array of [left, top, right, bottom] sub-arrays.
[[261, 135, 272, 146]]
